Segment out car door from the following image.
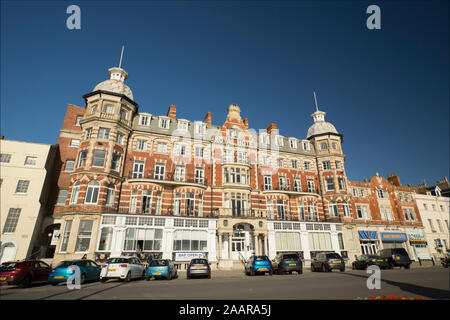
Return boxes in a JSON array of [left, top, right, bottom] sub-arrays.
[[38, 261, 52, 281], [29, 261, 41, 281], [89, 260, 101, 279]]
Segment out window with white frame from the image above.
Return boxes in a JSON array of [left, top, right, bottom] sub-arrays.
[[173, 230, 207, 251], [277, 136, 284, 146], [141, 190, 153, 214], [136, 139, 147, 151], [307, 179, 315, 193], [70, 139, 80, 148], [92, 149, 106, 167], [85, 128, 92, 140], [289, 139, 297, 149], [293, 177, 301, 192], [237, 151, 247, 164], [111, 153, 121, 171], [173, 193, 182, 216], [85, 181, 100, 204], [103, 105, 115, 114], [328, 201, 339, 217], [119, 109, 127, 120], [195, 146, 204, 158], [304, 161, 311, 170], [325, 178, 335, 191], [356, 204, 370, 219], [75, 116, 83, 126], [139, 115, 150, 126], [156, 142, 167, 153], [276, 199, 286, 220], [105, 184, 115, 207], [259, 133, 268, 145], [403, 208, 415, 221], [264, 175, 272, 190], [175, 144, 186, 156], [224, 167, 249, 185], [159, 118, 170, 129], [59, 220, 72, 252], [24, 156, 37, 166], [178, 121, 189, 131], [376, 189, 388, 199], [335, 161, 341, 169], [98, 128, 110, 140], [342, 201, 350, 217], [154, 162, 165, 180], [132, 160, 145, 178], [15, 180, 30, 194], [277, 158, 284, 168], [115, 132, 124, 144], [353, 188, 358, 197], [266, 199, 274, 219], [195, 167, 204, 184], [428, 219, 435, 232], [320, 142, 327, 150], [307, 201, 316, 221], [56, 190, 68, 205], [70, 181, 80, 204], [2, 208, 21, 233], [75, 220, 94, 252], [323, 161, 331, 170], [291, 160, 298, 169], [302, 141, 310, 151], [297, 201, 305, 221], [194, 122, 206, 135], [0, 154, 11, 163], [338, 177, 346, 190], [175, 165, 186, 181], [261, 155, 269, 165], [360, 189, 366, 197], [223, 149, 233, 163]]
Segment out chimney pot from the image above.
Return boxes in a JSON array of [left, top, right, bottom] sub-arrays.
[[167, 104, 177, 119]]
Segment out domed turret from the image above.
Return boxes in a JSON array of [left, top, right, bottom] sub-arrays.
[[306, 92, 339, 139], [93, 67, 133, 100]]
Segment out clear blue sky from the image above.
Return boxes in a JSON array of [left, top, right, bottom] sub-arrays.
[[1, 0, 448, 186]]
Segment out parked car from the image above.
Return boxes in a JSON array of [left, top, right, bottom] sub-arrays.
[[311, 253, 345, 272], [186, 258, 211, 279], [272, 252, 303, 275], [377, 248, 411, 269], [245, 255, 273, 276], [441, 253, 450, 268], [0, 260, 52, 288], [100, 256, 146, 282], [146, 259, 177, 280], [48, 259, 101, 285], [352, 255, 389, 270]]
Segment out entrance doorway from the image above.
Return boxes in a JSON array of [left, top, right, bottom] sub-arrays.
[[1, 243, 17, 263], [360, 241, 379, 255], [231, 224, 254, 261]]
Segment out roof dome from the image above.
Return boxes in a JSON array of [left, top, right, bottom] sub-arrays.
[[93, 67, 133, 100], [306, 110, 339, 139]]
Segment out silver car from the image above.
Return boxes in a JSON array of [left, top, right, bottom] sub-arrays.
[[186, 259, 211, 279]]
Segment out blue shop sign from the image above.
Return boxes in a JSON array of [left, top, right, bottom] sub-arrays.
[[358, 231, 378, 240], [381, 232, 407, 242]]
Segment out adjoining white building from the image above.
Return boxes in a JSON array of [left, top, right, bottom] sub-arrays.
[[0, 139, 57, 263], [414, 192, 450, 261]]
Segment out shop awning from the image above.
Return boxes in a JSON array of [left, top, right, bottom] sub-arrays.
[[358, 231, 378, 240]]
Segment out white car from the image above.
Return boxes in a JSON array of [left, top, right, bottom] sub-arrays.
[[100, 256, 146, 282]]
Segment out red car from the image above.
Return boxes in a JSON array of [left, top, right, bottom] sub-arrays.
[[0, 260, 53, 288]]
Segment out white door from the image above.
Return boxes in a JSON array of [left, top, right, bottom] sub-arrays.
[[1, 244, 17, 263], [414, 245, 431, 260]]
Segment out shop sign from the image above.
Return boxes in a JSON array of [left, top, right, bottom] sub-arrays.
[[408, 232, 425, 241], [381, 232, 407, 242], [175, 252, 207, 261]]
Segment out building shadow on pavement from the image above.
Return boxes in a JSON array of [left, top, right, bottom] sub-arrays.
[[341, 272, 449, 300]]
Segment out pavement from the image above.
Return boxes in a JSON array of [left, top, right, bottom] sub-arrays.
[[0, 265, 448, 300]]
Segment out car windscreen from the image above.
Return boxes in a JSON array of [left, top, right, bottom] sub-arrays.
[[150, 260, 169, 266], [281, 254, 299, 260], [392, 248, 408, 255], [56, 261, 78, 268], [326, 253, 341, 259], [191, 259, 208, 265], [254, 256, 269, 261], [107, 258, 129, 264]]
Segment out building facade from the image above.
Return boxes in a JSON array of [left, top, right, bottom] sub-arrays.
[[0, 139, 57, 263], [48, 64, 426, 268], [413, 193, 450, 260]]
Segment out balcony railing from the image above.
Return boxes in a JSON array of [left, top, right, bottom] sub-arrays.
[[127, 170, 208, 186], [213, 208, 266, 219], [263, 184, 320, 195]]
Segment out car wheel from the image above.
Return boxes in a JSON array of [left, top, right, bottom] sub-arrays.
[[321, 264, 326, 272], [405, 264, 411, 269], [124, 272, 131, 282], [207, 274, 211, 279], [288, 271, 292, 275], [340, 268, 345, 272], [167, 273, 172, 280], [100, 278, 107, 283], [80, 274, 86, 285], [250, 269, 255, 276], [311, 264, 315, 272], [298, 270, 303, 275], [51, 282, 58, 286], [19, 275, 31, 288], [352, 264, 355, 270], [269, 270, 273, 276]]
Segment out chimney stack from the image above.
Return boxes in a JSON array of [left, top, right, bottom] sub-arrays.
[[243, 118, 249, 129], [387, 173, 401, 186], [266, 123, 278, 135], [204, 111, 212, 125], [167, 104, 177, 119]]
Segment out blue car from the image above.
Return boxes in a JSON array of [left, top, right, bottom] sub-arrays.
[[245, 255, 273, 276], [48, 259, 101, 285], [146, 259, 177, 280]]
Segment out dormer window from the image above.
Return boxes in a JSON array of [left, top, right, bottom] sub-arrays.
[[139, 115, 150, 126], [302, 141, 310, 151], [103, 105, 115, 114], [119, 109, 127, 120], [260, 133, 268, 145], [159, 118, 170, 129], [289, 139, 297, 149], [178, 121, 189, 131], [194, 122, 206, 135]]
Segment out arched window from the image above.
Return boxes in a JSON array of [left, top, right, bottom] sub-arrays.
[[105, 183, 115, 207], [85, 180, 100, 204], [70, 181, 80, 204], [328, 200, 339, 217], [342, 200, 350, 217]]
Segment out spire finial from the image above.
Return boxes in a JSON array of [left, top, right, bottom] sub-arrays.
[[119, 45, 124, 68], [313, 91, 319, 112]]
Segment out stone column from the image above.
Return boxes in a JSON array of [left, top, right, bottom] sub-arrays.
[[228, 233, 232, 260], [255, 234, 259, 255], [264, 235, 268, 256], [218, 233, 222, 260]]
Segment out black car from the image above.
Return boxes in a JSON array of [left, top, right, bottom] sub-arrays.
[[311, 253, 345, 272], [377, 248, 411, 269], [352, 255, 390, 270], [272, 253, 303, 275]]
